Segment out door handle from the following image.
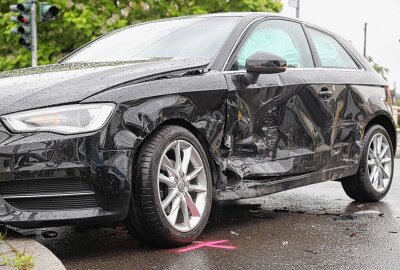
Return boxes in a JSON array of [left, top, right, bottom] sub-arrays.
[[319, 87, 333, 98]]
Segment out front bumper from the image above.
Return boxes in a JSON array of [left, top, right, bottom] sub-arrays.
[[0, 123, 133, 228]]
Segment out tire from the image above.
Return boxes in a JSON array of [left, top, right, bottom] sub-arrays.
[[125, 125, 213, 247], [341, 124, 394, 202]]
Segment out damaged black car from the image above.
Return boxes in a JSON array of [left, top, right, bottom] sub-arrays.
[[0, 12, 396, 247]]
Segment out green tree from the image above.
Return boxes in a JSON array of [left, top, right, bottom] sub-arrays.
[[0, 0, 282, 71], [367, 56, 389, 81]]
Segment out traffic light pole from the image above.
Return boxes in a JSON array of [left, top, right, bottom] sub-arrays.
[[31, 0, 37, 67]]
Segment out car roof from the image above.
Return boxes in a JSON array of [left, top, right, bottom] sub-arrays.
[[198, 12, 330, 33], [205, 12, 343, 39], [197, 12, 279, 18]]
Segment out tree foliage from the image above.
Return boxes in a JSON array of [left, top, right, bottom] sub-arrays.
[[367, 56, 389, 81], [0, 0, 282, 71]]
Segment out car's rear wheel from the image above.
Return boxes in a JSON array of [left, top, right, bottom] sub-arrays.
[[125, 125, 212, 247], [341, 124, 394, 202]]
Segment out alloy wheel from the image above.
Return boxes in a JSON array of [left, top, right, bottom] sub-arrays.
[[157, 140, 207, 232], [367, 133, 393, 193]]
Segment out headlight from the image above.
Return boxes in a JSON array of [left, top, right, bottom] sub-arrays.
[[1, 103, 115, 134]]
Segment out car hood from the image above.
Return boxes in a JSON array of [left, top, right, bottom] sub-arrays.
[[0, 58, 209, 115]]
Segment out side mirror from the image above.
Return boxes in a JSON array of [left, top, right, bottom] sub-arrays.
[[245, 51, 287, 84]]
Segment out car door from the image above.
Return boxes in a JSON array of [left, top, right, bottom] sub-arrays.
[[304, 26, 367, 172], [222, 19, 335, 181]]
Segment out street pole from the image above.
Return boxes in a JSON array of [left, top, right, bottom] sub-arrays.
[[31, 0, 38, 67], [296, 0, 300, 19], [363, 22, 367, 58]]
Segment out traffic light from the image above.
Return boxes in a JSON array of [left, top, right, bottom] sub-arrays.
[[10, 2, 33, 49], [9, 1, 60, 67], [39, 2, 59, 21]]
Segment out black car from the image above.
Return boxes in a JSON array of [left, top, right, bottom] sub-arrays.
[[0, 13, 396, 247]]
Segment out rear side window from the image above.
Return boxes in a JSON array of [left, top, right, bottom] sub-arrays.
[[307, 28, 359, 70], [232, 20, 314, 70]]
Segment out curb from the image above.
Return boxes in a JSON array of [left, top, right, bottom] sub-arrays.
[[397, 129, 400, 158], [0, 237, 65, 270]]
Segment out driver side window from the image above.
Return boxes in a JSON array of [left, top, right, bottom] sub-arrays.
[[232, 20, 314, 70]]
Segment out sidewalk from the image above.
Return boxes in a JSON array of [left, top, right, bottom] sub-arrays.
[[0, 235, 65, 270], [397, 128, 400, 158]]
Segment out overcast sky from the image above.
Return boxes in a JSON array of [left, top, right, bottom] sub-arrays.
[[280, 0, 400, 91]]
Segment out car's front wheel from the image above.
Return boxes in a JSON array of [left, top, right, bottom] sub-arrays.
[[341, 124, 394, 202], [125, 125, 212, 247]]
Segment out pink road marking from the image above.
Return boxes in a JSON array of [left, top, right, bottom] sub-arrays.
[[171, 240, 237, 253]]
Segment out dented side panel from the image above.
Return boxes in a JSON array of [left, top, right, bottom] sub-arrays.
[[223, 72, 334, 182], [218, 69, 390, 200]]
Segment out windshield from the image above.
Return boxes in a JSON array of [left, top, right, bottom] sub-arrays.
[[64, 16, 242, 63]]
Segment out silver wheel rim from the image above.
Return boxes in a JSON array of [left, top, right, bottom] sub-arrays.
[[367, 133, 392, 193], [157, 140, 207, 232]]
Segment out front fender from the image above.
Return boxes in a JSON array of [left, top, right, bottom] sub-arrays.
[[91, 74, 229, 188]]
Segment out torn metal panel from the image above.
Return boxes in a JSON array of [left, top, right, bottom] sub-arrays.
[[215, 166, 352, 201], [221, 67, 393, 198], [223, 73, 334, 181]]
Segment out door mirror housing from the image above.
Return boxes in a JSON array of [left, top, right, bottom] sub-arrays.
[[245, 51, 287, 84]]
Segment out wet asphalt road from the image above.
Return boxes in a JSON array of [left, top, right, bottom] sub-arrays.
[[22, 159, 400, 269]]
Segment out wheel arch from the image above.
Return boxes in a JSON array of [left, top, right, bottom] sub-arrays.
[[160, 118, 221, 188], [365, 113, 397, 152], [134, 118, 221, 188]]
